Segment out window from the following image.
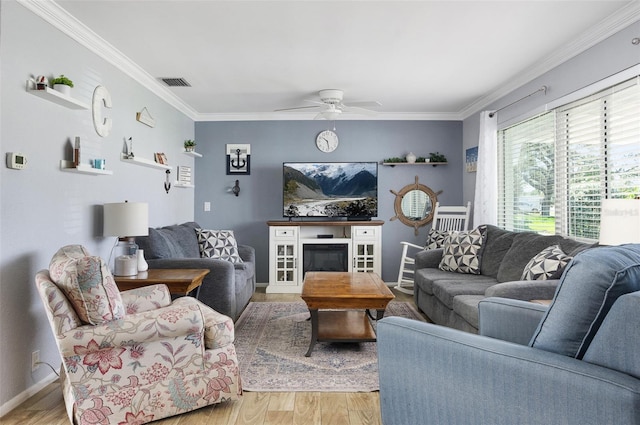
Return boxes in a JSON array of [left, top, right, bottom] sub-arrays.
[[498, 76, 639, 240]]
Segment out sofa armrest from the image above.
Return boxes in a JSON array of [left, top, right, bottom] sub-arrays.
[[58, 301, 206, 356], [146, 257, 238, 315], [478, 297, 547, 345], [377, 317, 640, 425], [237, 244, 255, 265], [120, 284, 172, 314], [485, 279, 559, 301], [414, 248, 444, 269]]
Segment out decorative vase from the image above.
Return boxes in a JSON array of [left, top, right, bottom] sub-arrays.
[[185, 146, 195, 152], [137, 249, 148, 272], [406, 152, 416, 164], [53, 84, 71, 96]]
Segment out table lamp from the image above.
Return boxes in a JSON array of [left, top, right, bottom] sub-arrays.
[[598, 199, 640, 245], [103, 201, 149, 276]]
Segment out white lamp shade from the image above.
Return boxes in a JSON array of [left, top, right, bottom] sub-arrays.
[[598, 199, 640, 245], [103, 202, 149, 237]]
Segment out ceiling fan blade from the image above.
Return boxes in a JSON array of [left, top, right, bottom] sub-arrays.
[[274, 105, 322, 112], [343, 100, 382, 108], [341, 105, 378, 116]]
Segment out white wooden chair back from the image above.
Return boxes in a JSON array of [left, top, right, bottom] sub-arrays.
[[432, 201, 471, 232], [395, 201, 472, 294]]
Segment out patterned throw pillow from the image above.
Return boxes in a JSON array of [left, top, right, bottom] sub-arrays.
[[438, 225, 487, 274], [196, 229, 244, 263], [521, 244, 573, 281], [49, 245, 125, 325], [425, 228, 450, 249]]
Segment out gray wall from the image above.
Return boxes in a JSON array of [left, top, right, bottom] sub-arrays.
[[0, 3, 195, 411], [462, 21, 640, 215], [194, 120, 465, 283]]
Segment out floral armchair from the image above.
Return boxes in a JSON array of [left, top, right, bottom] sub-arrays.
[[35, 245, 241, 425]]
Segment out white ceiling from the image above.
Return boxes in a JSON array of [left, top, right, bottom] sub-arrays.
[[32, 1, 640, 120]]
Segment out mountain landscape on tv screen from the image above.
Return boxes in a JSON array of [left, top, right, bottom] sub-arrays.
[[283, 163, 378, 217]]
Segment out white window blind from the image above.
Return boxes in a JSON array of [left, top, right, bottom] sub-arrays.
[[556, 77, 640, 240], [498, 112, 556, 233], [498, 75, 639, 240]]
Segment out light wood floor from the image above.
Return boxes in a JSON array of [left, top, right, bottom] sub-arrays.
[[2, 287, 416, 425]]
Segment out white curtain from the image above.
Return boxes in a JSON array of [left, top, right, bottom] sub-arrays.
[[473, 111, 498, 226]]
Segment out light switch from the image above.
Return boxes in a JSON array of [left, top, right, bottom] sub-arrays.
[[204, 202, 211, 212]]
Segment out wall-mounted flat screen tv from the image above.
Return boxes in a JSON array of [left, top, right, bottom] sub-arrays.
[[283, 162, 378, 219]]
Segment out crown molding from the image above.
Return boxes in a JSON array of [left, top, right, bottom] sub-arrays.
[[194, 111, 462, 121], [17, 0, 199, 120], [459, 1, 640, 120]]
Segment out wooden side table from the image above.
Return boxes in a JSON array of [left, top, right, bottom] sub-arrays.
[[114, 269, 209, 296]]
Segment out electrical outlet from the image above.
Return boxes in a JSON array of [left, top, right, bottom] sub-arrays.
[[32, 350, 40, 372], [204, 201, 211, 212]]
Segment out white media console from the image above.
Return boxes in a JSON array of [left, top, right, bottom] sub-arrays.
[[266, 220, 384, 293]]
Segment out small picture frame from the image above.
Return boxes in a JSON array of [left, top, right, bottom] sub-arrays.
[[466, 146, 478, 173], [154, 152, 168, 165], [226, 144, 250, 175]]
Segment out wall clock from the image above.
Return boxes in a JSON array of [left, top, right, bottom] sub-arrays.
[[316, 130, 339, 153], [92, 85, 112, 137]]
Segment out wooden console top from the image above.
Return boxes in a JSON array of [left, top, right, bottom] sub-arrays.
[[267, 220, 384, 226]]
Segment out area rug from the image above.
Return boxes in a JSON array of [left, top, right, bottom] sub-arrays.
[[234, 301, 425, 392]]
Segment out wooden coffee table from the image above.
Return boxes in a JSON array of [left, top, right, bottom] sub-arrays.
[[301, 271, 395, 357], [114, 269, 209, 296]]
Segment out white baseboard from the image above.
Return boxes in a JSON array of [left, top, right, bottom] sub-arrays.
[[0, 372, 59, 418]]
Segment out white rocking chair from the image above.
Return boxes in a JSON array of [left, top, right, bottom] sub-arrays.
[[395, 201, 471, 294]]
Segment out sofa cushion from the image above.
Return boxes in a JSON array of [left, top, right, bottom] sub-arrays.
[[496, 233, 568, 283], [432, 278, 496, 309], [453, 295, 486, 329], [49, 245, 124, 325], [521, 244, 572, 281], [582, 291, 640, 379], [529, 244, 640, 359], [479, 225, 517, 278], [137, 222, 200, 260], [415, 268, 471, 295], [439, 225, 487, 274], [197, 229, 244, 263]]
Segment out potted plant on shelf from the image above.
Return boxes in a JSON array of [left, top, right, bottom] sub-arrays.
[[50, 75, 74, 96], [429, 152, 447, 163], [184, 140, 197, 152]]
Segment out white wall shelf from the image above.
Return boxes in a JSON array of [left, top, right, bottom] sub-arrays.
[[183, 150, 203, 158], [26, 80, 89, 110], [381, 162, 447, 167], [174, 182, 195, 188], [60, 160, 113, 175], [120, 153, 172, 170]]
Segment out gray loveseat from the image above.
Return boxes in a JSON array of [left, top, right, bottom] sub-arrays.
[[135, 221, 255, 321], [414, 224, 592, 332]]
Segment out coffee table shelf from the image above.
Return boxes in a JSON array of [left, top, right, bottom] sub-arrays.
[[316, 310, 377, 341]]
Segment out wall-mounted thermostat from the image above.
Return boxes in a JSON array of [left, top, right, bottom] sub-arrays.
[[6, 152, 27, 170]]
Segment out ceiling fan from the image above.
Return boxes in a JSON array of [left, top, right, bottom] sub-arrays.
[[275, 89, 381, 120]]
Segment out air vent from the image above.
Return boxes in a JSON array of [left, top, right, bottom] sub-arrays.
[[160, 78, 191, 87]]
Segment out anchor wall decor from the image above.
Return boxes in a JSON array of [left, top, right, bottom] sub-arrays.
[[226, 144, 250, 175]]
